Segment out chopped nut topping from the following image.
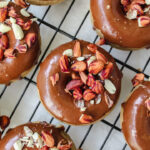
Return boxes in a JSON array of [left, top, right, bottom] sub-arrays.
[[14, 0, 29, 8], [132, 73, 145, 87], [0, 1, 9, 8], [12, 23, 24, 40], [63, 49, 73, 57], [79, 114, 93, 124], [104, 92, 114, 108], [0, 23, 11, 34], [121, 0, 150, 27], [73, 41, 81, 57], [50, 73, 59, 86], [104, 79, 116, 94], [20, 8, 30, 17], [58, 41, 115, 123]]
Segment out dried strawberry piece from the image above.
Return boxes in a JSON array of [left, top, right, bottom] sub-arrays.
[[88, 60, 104, 75], [87, 43, 97, 53], [50, 73, 59, 86], [73, 88, 83, 100], [14, 0, 29, 8], [83, 89, 96, 101], [66, 80, 83, 91], [71, 72, 80, 80], [0, 7, 8, 23], [130, 3, 143, 15], [40, 146, 49, 150], [96, 50, 107, 64], [104, 92, 114, 108], [99, 62, 113, 80], [79, 72, 88, 84], [25, 33, 36, 48], [79, 114, 93, 124], [57, 139, 72, 150], [16, 44, 27, 53], [41, 131, 55, 148], [0, 34, 9, 50], [71, 61, 87, 72], [16, 18, 24, 26], [8, 7, 17, 18], [131, 73, 144, 87], [96, 38, 105, 46], [59, 55, 70, 73], [0, 49, 4, 61], [87, 74, 95, 87], [73, 41, 81, 57], [92, 80, 104, 94], [121, 0, 131, 6], [0, 116, 10, 130], [23, 20, 32, 30], [4, 48, 16, 58]]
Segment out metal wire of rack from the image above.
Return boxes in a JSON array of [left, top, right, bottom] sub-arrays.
[[0, 0, 150, 150]]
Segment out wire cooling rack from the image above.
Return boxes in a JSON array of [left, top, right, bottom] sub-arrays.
[[0, 0, 150, 149]]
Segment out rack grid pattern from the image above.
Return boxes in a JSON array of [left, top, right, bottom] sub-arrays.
[[1, 0, 150, 149]]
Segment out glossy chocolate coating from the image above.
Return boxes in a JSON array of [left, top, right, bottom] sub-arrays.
[[122, 81, 150, 150], [37, 40, 122, 125], [0, 122, 75, 150], [0, 2, 40, 84], [26, 0, 65, 5], [90, 0, 150, 49]]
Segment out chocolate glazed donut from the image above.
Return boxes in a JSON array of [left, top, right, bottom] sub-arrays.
[[0, 122, 76, 150], [0, 2, 41, 84], [121, 81, 150, 150], [90, 0, 150, 50], [37, 40, 122, 125], [15, 0, 65, 5]]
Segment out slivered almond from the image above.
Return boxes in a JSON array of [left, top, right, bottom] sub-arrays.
[[63, 49, 73, 57], [104, 79, 116, 94], [0, 2, 9, 8], [20, 8, 30, 17], [12, 23, 24, 40], [0, 23, 11, 34], [104, 92, 113, 108], [79, 72, 88, 84], [73, 41, 81, 57], [50, 73, 59, 86]]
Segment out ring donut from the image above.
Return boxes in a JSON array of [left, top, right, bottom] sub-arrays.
[[0, 122, 76, 150], [15, 0, 65, 6], [121, 74, 150, 150], [90, 0, 150, 50], [37, 40, 122, 125], [0, 1, 41, 84]]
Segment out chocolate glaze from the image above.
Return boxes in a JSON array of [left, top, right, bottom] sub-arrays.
[[37, 40, 122, 125], [0, 2, 41, 84], [0, 122, 75, 150], [26, 0, 65, 5], [122, 81, 150, 150], [90, 0, 150, 49]]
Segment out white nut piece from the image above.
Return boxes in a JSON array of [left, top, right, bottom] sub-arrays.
[[30, 18, 38, 22], [104, 79, 116, 94], [145, 0, 150, 5], [0, 23, 11, 33], [20, 8, 30, 17], [24, 126, 33, 137], [87, 56, 96, 66], [77, 57, 85, 61], [63, 49, 73, 57], [13, 140, 24, 150], [126, 9, 137, 20], [12, 23, 24, 40], [0, 1, 9, 8], [10, 17, 16, 24]]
